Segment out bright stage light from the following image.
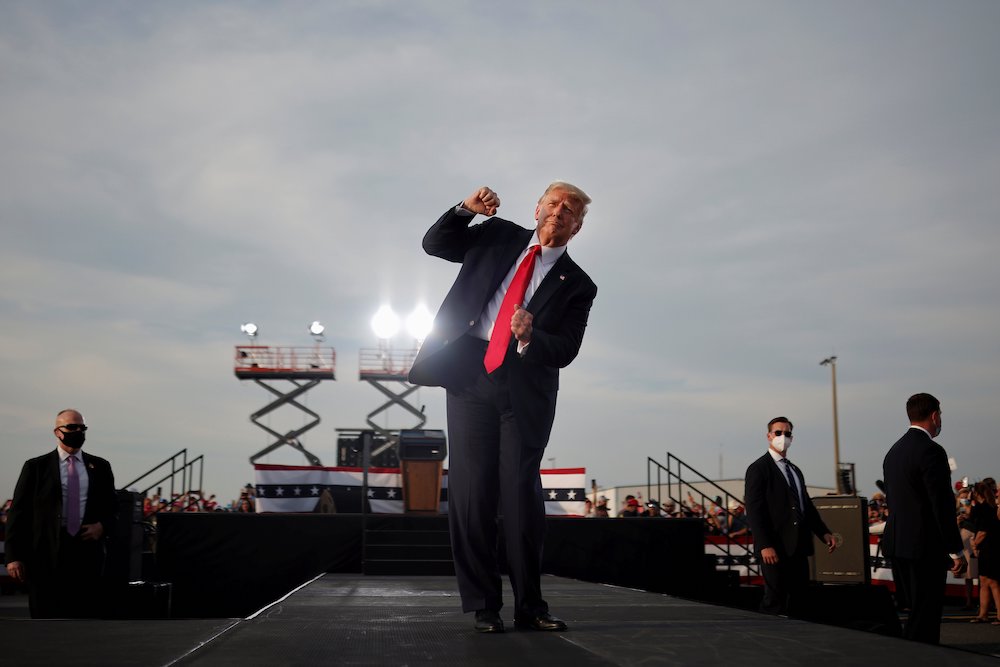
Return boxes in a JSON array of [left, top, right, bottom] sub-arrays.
[[371, 306, 400, 340], [309, 321, 325, 337], [405, 304, 433, 342], [240, 322, 259, 338]]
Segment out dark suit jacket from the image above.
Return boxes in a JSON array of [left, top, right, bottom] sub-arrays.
[[5, 449, 117, 574], [745, 452, 831, 558], [881, 427, 962, 561], [408, 207, 597, 448]]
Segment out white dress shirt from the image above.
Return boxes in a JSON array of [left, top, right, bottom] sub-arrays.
[[456, 205, 566, 347]]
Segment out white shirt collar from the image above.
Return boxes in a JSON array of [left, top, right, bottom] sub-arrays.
[[767, 447, 789, 465], [909, 424, 933, 438], [57, 446, 79, 462], [528, 231, 567, 268]]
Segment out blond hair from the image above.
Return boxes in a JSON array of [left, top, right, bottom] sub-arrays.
[[540, 181, 591, 218]]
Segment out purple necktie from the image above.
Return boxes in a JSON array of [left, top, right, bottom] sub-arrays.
[[66, 454, 81, 535]]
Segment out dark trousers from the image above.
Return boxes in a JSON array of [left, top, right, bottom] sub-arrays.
[[446, 360, 547, 616], [759, 553, 810, 616], [893, 555, 947, 644], [29, 529, 106, 619]]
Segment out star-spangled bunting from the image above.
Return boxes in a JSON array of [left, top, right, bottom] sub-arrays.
[[253, 465, 587, 516]]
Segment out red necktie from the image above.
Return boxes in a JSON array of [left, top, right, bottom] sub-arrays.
[[484, 245, 541, 373], [67, 454, 81, 535]]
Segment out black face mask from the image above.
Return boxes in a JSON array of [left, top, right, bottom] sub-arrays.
[[61, 431, 86, 449]]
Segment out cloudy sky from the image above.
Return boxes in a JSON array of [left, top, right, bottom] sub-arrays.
[[3, 1, 998, 505]]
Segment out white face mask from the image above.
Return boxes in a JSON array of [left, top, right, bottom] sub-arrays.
[[771, 434, 791, 455]]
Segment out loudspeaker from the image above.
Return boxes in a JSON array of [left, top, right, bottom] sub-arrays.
[[399, 429, 447, 461], [810, 495, 870, 584], [107, 490, 143, 582]]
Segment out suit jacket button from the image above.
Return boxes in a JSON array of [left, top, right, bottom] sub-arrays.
[[468, 320, 475, 327]]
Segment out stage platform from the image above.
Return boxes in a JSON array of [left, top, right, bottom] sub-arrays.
[[2, 575, 999, 666]]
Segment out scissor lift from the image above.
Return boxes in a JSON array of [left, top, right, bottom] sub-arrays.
[[234, 345, 336, 466], [358, 347, 425, 459]]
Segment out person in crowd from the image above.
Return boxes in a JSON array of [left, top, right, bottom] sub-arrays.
[[726, 500, 750, 538], [5, 409, 117, 618], [661, 500, 679, 518], [956, 485, 979, 610], [583, 498, 594, 517], [593, 496, 610, 518], [619, 497, 641, 517], [745, 416, 836, 616], [970, 479, 1000, 623], [881, 393, 965, 644], [408, 182, 596, 634], [643, 500, 663, 517]]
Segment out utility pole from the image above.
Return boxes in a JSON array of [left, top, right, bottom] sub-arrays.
[[820, 356, 841, 493]]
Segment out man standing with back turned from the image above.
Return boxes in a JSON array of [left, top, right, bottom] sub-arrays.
[[882, 393, 965, 644], [5, 409, 117, 618], [409, 183, 597, 633], [745, 416, 836, 616]]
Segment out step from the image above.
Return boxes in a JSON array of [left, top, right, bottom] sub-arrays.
[[364, 515, 449, 531], [362, 559, 456, 576], [364, 529, 451, 547], [365, 543, 453, 561]]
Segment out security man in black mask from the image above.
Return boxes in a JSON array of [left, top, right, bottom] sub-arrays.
[[6, 409, 117, 618]]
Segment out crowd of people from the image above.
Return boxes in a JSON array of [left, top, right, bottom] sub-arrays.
[[583, 492, 750, 537], [138, 484, 260, 517]]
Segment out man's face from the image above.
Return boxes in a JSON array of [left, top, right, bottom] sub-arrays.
[[767, 422, 792, 446], [54, 410, 86, 452], [535, 189, 584, 247]]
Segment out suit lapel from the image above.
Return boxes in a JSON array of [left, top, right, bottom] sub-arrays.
[[488, 229, 533, 297], [526, 252, 575, 314], [46, 450, 62, 503]]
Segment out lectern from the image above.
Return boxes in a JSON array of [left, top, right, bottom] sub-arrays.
[[399, 429, 447, 514]]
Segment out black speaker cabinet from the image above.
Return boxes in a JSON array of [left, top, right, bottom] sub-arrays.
[[810, 495, 870, 584], [398, 429, 447, 461], [107, 490, 143, 582]]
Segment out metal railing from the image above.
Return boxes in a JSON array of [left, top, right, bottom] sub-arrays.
[[647, 453, 759, 579], [122, 448, 205, 515]]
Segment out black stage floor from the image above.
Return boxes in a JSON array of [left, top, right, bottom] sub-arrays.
[[2, 575, 999, 666]]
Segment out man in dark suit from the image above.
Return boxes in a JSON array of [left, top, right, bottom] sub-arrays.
[[745, 416, 836, 616], [409, 183, 596, 633], [882, 393, 965, 644], [5, 409, 117, 618]]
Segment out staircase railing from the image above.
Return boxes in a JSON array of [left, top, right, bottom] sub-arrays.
[[122, 449, 205, 514], [647, 453, 759, 579]]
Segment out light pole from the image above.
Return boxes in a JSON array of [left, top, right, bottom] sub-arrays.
[[820, 356, 841, 493]]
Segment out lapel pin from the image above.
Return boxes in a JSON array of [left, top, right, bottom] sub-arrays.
[[559, 274, 566, 281]]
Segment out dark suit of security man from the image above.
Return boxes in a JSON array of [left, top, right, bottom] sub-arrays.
[[882, 393, 965, 644], [745, 416, 835, 616], [409, 183, 596, 633], [5, 409, 117, 618]]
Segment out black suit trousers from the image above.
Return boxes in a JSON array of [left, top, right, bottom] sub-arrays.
[[445, 340, 547, 615], [894, 555, 947, 644], [759, 553, 810, 616], [29, 528, 107, 619]]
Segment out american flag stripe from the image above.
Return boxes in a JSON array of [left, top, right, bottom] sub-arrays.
[[253, 465, 586, 516]]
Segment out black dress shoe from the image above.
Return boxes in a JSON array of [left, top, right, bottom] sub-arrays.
[[474, 609, 505, 633], [514, 612, 568, 631]]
